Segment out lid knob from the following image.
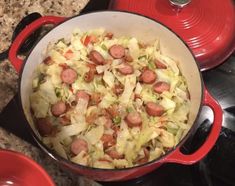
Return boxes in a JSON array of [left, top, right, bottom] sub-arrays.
[[169, 0, 191, 8]]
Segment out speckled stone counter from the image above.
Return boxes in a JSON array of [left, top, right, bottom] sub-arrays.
[[0, 1, 101, 185]]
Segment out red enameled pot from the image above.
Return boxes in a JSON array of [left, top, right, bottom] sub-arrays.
[[8, 11, 223, 181], [0, 149, 55, 186], [110, 0, 235, 71]]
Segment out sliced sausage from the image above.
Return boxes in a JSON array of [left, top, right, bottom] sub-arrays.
[[106, 150, 124, 159], [101, 134, 116, 149], [36, 117, 53, 136], [43, 56, 54, 65], [90, 92, 102, 106], [70, 138, 88, 155], [109, 44, 125, 59], [59, 63, 69, 70], [117, 63, 134, 75], [106, 105, 119, 118], [111, 125, 120, 139], [125, 112, 142, 128], [89, 50, 105, 65], [153, 81, 170, 94], [105, 32, 113, 39], [61, 68, 77, 84], [86, 111, 98, 124], [51, 101, 67, 117], [112, 84, 124, 95], [84, 69, 95, 82], [137, 148, 150, 164], [76, 90, 90, 102], [124, 54, 133, 62], [155, 60, 167, 69], [145, 102, 164, 117], [140, 69, 157, 84], [59, 115, 70, 126], [104, 117, 113, 129]]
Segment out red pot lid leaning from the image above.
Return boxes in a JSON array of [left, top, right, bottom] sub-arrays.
[[110, 0, 235, 71]]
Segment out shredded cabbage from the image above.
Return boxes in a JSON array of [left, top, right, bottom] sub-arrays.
[[30, 28, 191, 169]]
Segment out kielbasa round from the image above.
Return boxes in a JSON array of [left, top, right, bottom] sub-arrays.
[[101, 134, 116, 149], [36, 117, 53, 136], [113, 84, 124, 95], [155, 60, 167, 69], [109, 44, 125, 59], [76, 90, 90, 102], [106, 150, 124, 159], [153, 81, 170, 94], [145, 102, 164, 117], [125, 112, 142, 128], [140, 69, 157, 84], [89, 50, 105, 65], [61, 68, 78, 84], [117, 63, 134, 75], [51, 101, 67, 117], [70, 138, 88, 155]]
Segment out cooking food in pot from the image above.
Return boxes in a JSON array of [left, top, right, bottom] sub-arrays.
[[29, 28, 191, 169]]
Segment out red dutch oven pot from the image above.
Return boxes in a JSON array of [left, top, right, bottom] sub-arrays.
[[8, 11, 223, 181], [0, 149, 55, 186]]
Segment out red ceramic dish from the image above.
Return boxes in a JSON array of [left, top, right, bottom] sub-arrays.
[[110, 0, 235, 71], [0, 150, 55, 186]]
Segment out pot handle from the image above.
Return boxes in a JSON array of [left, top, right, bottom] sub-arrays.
[[164, 87, 222, 164], [9, 16, 66, 73]]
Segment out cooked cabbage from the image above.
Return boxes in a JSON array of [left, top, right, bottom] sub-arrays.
[[30, 28, 191, 169]]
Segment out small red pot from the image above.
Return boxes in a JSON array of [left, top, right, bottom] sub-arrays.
[[0, 149, 55, 186], [9, 11, 223, 181]]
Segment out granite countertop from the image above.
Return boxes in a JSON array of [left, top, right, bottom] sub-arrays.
[[0, 1, 101, 185]]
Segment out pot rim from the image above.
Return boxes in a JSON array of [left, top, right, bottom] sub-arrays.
[[18, 10, 204, 172]]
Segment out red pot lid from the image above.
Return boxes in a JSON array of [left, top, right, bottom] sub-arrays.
[[110, 0, 235, 71]]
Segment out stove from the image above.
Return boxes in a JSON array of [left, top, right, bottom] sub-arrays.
[[0, 1, 235, 185]]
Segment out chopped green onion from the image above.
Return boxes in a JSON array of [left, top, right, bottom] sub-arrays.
[[148, 60, 156, 70], [138, 55, 147, 60], [113, 116, 121, 124], [38, 73, 46, 84], [126, 107, 133, 113], [55, 88, 61, 97], [101, 44, 108, 51]]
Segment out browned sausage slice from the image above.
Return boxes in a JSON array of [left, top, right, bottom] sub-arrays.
[[61, 68, 77, 84], [36, 117, 53, 136], [51, 101, 67, 117], [59, 115, 70, 126], [106, 150, 124, 159], [105, 32, 113, 39], [112, 84, 124, 95], [140, 69, 157, 84], [43, 56, 54, 65], [101, 134, 116, 149], [104, 117, 113, 129], [109, 44, 125, 59], [125, 112, 142, 128], [137, 148, 150, 164], [117, 63, 134, 75], [155, 60, 167, 69], [76, 90, 90, 102], [145, 102, 164, 117], [89, 92, 102, 106], [70, 138, 88, 155], [124, 54, 133, 62], [153, 81, 170, 94], [89, 50, 105, 65]]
